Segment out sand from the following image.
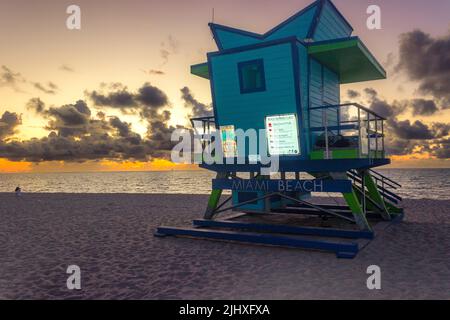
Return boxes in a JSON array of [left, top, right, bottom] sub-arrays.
[[0, 193, 449, 300]]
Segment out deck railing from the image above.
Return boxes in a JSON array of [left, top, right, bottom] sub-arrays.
[[309, 103, 385, 159]]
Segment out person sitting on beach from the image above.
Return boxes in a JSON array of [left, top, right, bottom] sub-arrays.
[[15, 186, 22, 197]]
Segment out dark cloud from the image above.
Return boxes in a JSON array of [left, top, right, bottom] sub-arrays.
[[383, 118, 450, 158], [181, 87, 212, 118], [0, 106, 163, 162], [364, 89, 450, 158], [0, 133, 145, 162], [45, 100, 93, 137], [364, 88, 378, 98], [410, 99, 438, 116], [87, 83, 168, 116], [384, 135, 415, 156], [89, 88, 136, 110], [147, 69, 165, 75], [365, 88, 406, 118], [1, 83, 178, 162], [388, 119, 434, 140], [395, 30, 450, 105], [431, 122, 450, 138], [26, 97, 46, 113], [33, 82, 58, 95], [0, 111, 21, 139], [0, 65, 25, 91], [109, 116, 132, 138], [346, 89, 360, 99], [136, 83, 168, 108], [430, 138, 450, 159]]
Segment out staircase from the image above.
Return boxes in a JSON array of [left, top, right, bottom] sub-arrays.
[[347, 169, 403, 216]]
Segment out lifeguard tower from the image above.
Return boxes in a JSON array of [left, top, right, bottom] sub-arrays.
[[156, 0, 403, 258]]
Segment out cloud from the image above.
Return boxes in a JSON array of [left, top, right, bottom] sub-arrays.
[[364, 89, 450, 158], [181, 87, 212, 118], [160, 35, 180, 65], [0, 66, 26, 91], [89, 87, 136, 110], [26, 97, 46, 113], [395, 29, 450, 105], [0, 133, 146, 162], [0, 111, 21, 139], [160, 49, 170, 65], [386, 119, 448, 140], [364, 88, 406, 118], [1, 83, 178, 162], [136, 83, 168, 109], [33, 82, 59, 95], [0, 105, 170, 162], [147, 69, 165, 75], [346, 89, 360, 99], [59, 64, 75, 72], [87, 83, 169, 117], [430, 138, 450, 159], [383, 52, 395, 70], [410, 99, 438, 116]]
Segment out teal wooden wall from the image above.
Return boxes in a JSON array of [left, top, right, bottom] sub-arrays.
[[309, 58, 340, 139], [211, 1, 318, 50], [210, 42, 302, 157], [313, 1, 352, 41], [214, 28, 261, 50], [265, 5, 317, 41]]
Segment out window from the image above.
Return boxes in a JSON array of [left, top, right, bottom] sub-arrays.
[[238, 59, 266, 94]]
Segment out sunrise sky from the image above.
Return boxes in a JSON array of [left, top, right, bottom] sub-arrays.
[[1, 0, 449, 172]]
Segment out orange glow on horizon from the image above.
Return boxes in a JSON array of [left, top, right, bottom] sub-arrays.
[[99, 159, 199, 171], [1, 155, 449, 173], [0, 159, 33, 173], [0, 158, 200, 173]]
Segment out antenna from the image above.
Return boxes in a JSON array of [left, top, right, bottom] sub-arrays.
[[210, 8, 216, 42]]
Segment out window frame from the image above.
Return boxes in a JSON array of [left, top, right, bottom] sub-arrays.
[[237, 59, 267, 94]]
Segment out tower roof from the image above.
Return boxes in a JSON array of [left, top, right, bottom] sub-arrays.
[[209, 0, 353, 51]]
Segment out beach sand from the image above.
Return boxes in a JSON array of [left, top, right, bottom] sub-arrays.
[[0, 193, 449, 300]]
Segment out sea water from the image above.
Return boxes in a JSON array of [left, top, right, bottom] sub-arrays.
[[0, 169, 449, 200]]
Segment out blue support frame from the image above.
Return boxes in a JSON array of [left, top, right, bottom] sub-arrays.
[[212, 178, 353, 193], [200, 158, 391, 173], [192, 219, 374, 239], [155, 226, 359, 259]]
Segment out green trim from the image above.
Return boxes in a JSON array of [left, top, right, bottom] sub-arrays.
[[386, 202, 403, 215], [191, 63, 210, 79], [308, 38, 359, 54], [364, 173, 391, 220], [204, 172, 228, 219], [308, 37, 386, 84], [310, 149, 358, 160], [343, 190, 371, 231], [310, 149, 386, 160]]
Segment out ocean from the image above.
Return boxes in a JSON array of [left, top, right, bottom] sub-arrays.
[[0, 169, 449, 200]]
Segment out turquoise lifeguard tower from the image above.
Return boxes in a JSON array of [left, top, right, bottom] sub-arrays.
[[156, 0, 403, 258]]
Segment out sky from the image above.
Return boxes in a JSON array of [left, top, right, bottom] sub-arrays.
[[0, 0, 450, 172]]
